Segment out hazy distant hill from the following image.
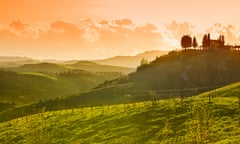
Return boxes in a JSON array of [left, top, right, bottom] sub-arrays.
[[43, 50, 240, 107], [0, 56, 32, 62], [93, 50, 168, 68], [68, 61, 135, 74], [0, 56, 37, 67], [4, 62, 68, 73], [2, 61, 134, 74], [0, 50, 168, 68]]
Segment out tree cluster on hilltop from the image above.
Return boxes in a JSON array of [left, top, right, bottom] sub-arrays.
[[181, 35, 198, 49]]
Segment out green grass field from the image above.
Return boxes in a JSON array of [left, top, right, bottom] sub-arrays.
[[0, 70, 122, 106], [0, 82, 240, 143]]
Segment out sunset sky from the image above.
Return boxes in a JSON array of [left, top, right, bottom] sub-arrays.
[[1, 0, 240, 60]]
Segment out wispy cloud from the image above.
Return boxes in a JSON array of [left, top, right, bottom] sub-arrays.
[[206, 23, 240, 44], [0, 19, 167, 59], [164, 21, 240, 47], [1, 19, 239, 59]]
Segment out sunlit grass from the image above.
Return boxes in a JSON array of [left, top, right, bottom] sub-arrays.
[[0, 99, 239, 143], [1, 82, 240, 143], [18, 72, 58, 81]]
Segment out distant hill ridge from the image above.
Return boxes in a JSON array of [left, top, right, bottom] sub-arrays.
[[0, 56, 32, 62], [0, 50, 168, 68], [93, 50, 168, 68], [68, 61, 135, 74], [2, 61, 134, 74]]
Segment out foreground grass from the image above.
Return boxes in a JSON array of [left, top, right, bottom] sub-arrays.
[[0, 83, 240, 143]]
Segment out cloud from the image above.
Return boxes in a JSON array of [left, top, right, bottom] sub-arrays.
[[165, 20, 194, 39], [99, 20, 108, 25], [7, 19, 240, 59], [0, 19, 168, 59], [206, 23, 240, 44], [164, 21, 196, 48], [0, 28, 18, 40], [82, 27, 100, 43], [2, 20, 40, 39], [97, 20, 166, 55], [9, 20, 28, 31], [114, 18, 133, 26], [49, 21, 83, 40], [164, 21, 240, 47]]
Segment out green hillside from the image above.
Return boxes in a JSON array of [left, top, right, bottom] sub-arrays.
[[0, 60, 132, 113], [2, 61, 134, 74], [51, 50, 240, 108], [0, 82, 240, 143], [0, 70, 121, 106], [93, 50, 168, 68], [94, 50, 240, 96], [132, 50, 240, 90], [68, 61, 135, 74], [3, 63, 68, 73], [1, 50, 240, 122]]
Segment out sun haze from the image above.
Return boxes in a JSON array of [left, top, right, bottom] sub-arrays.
[[1, 0, 240, 60]]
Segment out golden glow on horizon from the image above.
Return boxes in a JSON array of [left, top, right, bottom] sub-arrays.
[[1, 0, 240, 60]]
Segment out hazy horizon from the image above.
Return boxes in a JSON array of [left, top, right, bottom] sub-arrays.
[[0, 49, 170, 62]]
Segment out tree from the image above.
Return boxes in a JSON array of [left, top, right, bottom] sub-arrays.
[[207, 33, 211, 47], [192, 37, 198, 48], [219, 35, 225, 47], [181, 35, 192, 49], [202, 34, 208, 48], [140, 58, 148, 65]]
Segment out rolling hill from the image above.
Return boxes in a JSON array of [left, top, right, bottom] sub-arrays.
[[4, 63, 68, 73], [129, 50, 240, 91], [0, 50, 163, 72], [0, 60, 134, 112], [2, 61, 134, 74], [1, 50, 240, 121], [68, 61, 135, 74], [0, 56, 37, 68], [93, 50, 168, 68], [0, 69, 122, 106], [77, 50, 240, 103], [0, 82, 240, 143]]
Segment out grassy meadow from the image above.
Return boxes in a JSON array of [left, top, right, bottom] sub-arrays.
[[1, 50, 240, 143], [0, 69, 123, 105], [0, 82, 240, 143]]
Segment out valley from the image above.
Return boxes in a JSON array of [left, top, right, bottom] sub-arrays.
[[0, 50, 240, 143]]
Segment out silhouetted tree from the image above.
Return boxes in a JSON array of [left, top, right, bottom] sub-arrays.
[[207, 33, 211, 47], [192, 37, 198, 48], [219, 35, 225, 47], [140, 58, 148, 65], [181, 35, 192, 49], [202, 34, 208, 47]]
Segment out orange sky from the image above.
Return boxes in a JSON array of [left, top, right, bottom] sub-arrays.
[[1, 0, 240, 60]]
